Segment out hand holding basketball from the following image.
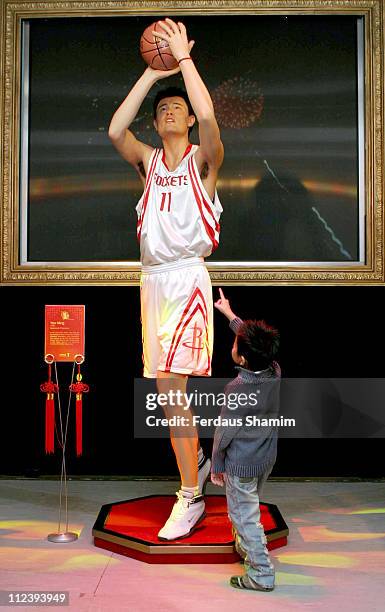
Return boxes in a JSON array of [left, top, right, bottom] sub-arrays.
[[144, 63, 181, 81], [140, 18, 194, 76], [153, 18, 194, 63]]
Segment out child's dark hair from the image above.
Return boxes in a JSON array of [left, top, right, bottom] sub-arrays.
[[237, 320, 280, 371], [153, 87, 195, 135]]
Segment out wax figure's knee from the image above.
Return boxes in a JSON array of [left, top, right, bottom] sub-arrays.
[[156, 370, 189, 418], [156, 369, 200, 461], [156, 370, 188, 394]]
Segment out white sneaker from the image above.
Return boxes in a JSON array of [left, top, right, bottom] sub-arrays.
[[198, 457, 211, 495], [158, 491, 206, 541]]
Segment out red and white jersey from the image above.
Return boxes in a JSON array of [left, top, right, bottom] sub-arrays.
[[136, 144, 222, 266]]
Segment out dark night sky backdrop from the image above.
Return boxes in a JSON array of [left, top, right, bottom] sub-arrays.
[[28, 14, 359, 261]]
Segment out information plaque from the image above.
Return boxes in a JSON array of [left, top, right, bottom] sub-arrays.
[[45, 305, 85, 362]]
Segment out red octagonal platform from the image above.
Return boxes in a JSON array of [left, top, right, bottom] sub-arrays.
[[93, 495, 289, 564]]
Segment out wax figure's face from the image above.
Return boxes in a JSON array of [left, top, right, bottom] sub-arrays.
[[154, 96, 195, 139]]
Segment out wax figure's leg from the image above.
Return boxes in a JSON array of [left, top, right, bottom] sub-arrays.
[[156, 373, 211, 493], [157, 371, 198, 488], [156, 370, 207, 540]]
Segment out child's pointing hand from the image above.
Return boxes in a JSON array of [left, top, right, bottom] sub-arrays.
[[214, 288, 236, 321]]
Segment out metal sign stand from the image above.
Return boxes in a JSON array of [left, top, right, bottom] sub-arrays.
[[45, 355, 82, 543]]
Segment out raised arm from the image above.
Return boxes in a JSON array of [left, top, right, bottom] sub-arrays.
[[154, 19, 224, 170], [108, 64, 182, 177], [214, 288, 239, 324]]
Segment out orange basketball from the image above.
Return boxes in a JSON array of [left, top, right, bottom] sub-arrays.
[[140, 22, 178, 71]]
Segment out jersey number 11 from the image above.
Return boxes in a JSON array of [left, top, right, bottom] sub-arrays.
[[160, 192, 172, 212]]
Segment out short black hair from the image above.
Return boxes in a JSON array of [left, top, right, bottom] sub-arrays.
[[153, 86, 195, 135], [236, 320, 280, 371]]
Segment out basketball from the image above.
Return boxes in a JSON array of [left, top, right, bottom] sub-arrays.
[[140, 22, 178, 71]]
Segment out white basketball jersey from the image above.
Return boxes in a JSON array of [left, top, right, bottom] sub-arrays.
[[136, 144, 222, 266]]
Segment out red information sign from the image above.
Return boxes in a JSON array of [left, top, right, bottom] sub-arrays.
[[45, 305, 85, 362]]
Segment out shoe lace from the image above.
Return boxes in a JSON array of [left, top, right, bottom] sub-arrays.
[[168, 491, 190, 521]]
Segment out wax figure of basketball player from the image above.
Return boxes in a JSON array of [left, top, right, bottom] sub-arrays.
[[108, 19, 224, 540]]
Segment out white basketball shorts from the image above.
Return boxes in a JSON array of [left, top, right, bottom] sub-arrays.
[[140, 257, 213, 378]]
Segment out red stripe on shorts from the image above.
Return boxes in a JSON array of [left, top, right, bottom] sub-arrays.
[[165, 303, 209, 372], [165, 286, 209, 371]]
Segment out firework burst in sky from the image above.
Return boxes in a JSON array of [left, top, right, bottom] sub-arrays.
[[211, 76, 264, 129]]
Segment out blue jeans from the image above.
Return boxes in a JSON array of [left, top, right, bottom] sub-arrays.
[[225, 468, 275, 588]]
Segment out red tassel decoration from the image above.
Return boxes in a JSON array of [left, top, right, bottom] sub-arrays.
[[69, 365, 89, 457], [40, 365, 59, 454], [75, 394, 83, 457]]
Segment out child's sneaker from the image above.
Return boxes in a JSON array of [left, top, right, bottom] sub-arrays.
[[158, 490, 206, 540], [230, 575, 274, 591]]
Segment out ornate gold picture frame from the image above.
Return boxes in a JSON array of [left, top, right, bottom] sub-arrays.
[[1, 0, 384, 285]]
